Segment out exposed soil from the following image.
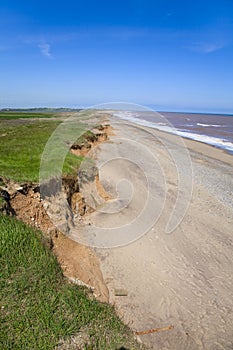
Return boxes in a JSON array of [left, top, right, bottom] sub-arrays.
[[0, 124, 113, 303]]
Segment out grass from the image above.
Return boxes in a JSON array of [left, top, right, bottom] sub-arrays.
[[0, 213, 140, 349], [0, 112, 59, 120], [0, 119, 90, 182], [0, 196, 4, 206]]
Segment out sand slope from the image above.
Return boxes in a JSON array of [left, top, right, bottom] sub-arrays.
[[83, 117, 233, 350]]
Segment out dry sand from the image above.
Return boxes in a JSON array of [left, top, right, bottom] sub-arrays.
[[80, 116, 233, 350]]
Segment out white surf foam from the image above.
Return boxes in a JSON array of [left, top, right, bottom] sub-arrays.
[[197, 123, 223, 127], [113, 111, 233, 153]]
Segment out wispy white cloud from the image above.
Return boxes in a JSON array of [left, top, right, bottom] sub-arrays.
[[38, 43, 52, 58], [184, 41, 225, 53], [9, 25, 232, 57]]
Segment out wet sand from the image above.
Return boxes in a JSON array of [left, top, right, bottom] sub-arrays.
[[82, 115, 233, 350]]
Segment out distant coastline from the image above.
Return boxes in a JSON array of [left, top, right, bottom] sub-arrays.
[[1, 107, 233, 154]]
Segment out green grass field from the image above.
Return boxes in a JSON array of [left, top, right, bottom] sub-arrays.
[[0, 112, 59, 120], [0, 119, 88, 182]]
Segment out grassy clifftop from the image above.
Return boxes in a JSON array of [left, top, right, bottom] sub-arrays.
[[0, 113, 143, 350]]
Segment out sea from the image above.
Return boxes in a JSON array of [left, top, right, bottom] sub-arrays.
[[113, 111, 233, 154]]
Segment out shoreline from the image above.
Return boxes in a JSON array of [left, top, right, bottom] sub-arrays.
[[112, 110, 233, 154], [110, 113, 233, 166], [110, 116, 233, 166]]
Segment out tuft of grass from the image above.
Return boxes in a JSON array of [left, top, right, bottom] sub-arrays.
[[0, 213, 141, 350], [0, 196, 4, 206]]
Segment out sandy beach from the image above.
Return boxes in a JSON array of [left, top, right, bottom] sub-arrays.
[[77, 114, 233, 350]]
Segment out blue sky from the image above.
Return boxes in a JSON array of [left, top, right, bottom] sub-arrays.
[[0, 0, 233, 112]]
